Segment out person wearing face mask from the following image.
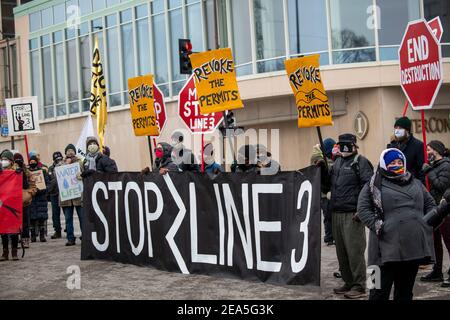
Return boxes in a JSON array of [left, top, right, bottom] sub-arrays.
[[387, 117, 424, 182], [231, 144, 259, 173], [170, 131, 200, 172], [141, 142, 179, 175], [358, 148, 436, 300], [203, 142, 223, 176], [28, 155, 50, 243], [28, 150, 48, 171], [419, 140, 450, 286], [48, 151, 64, 239], [256, 144, 281, 176], [323, 133, 373, 299], [82, 136, 118, 175]]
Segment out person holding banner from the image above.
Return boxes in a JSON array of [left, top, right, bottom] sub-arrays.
[[48, 151, 64, 240], [28, 156, 50, 243], [81, 137, 118, 176], [170, 131, 200, 173], [203, 142, 223, 176], [256, 144, 281, 175], [143, 142, 179, 175], [231, 145, 259, 173], [357, 148, 436, 300]]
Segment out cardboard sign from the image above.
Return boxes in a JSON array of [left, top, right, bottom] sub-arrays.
[[128, 75, 160, 136], [189, 48, 243, 114], [29, 170, 46, 191], [5, 96, 40, 136], [0, 170, 23, 234], [285, 54, 332, 128], [55, 163, 83, 202]]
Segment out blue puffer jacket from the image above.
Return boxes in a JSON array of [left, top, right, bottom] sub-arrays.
[[29, 168, 50, 221]]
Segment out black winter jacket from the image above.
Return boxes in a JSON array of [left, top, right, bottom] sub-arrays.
[[83, 154, 118, 173], [427, 158, 450, 204]]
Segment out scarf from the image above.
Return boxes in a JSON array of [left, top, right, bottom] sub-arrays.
[[86, 152, 98, 171]]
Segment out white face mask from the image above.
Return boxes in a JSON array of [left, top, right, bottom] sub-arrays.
[[88, 144, 99, 154], [394, 128, 406, 139], [1, 160, 12, 169]]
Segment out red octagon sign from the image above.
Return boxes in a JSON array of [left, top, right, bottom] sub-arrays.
[[178, 74, 223, 134], [152, 83, 167, 138], [399, 19, 443, 110]]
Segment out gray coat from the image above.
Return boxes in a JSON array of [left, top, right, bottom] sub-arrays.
[[357, 177, 436, 266]]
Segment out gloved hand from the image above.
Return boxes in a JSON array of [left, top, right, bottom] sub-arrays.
[[80, 169, 96, 178], [423, 198, 450, 229], [422, 163, 432, 174], [141, 167, 150, 175]]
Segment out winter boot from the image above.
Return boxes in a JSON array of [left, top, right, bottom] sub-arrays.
[[0, 248, 9, 261], [22, 238, 30, 249], [30, 229, 37, 243], [11, 248, 19, 261], [420, 270, 444, 282], [65, 239, 76, 246], [39, 228, 47, 242], [51, 231, 62, 239]]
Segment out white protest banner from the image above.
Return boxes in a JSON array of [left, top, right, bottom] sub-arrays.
[[5, 96, 40, 136], [55, 163, 83, 202], [76, 115, 95, 158]]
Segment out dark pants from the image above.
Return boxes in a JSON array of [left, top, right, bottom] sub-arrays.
[[63, 206, 83, 241], [369, 261, 420, 301], [321, 197, 333, 243], [30, 219, 46, 238], [432, 216, 450, 275], [50, 194, 62, 232], [22, 206, 30, 239], [1, 234, 19, 249]]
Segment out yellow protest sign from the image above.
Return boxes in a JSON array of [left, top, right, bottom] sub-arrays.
[[189, 48, 243, 114], [127, 75, 160, 136], [285, 54, 332, 128]]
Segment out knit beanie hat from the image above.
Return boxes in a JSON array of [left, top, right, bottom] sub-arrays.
[[53, 151, 63, 161], [65, 144, 76, 155], [323, 138, 336, 156], [394, 117, 412, 131], [380, 148, 406, 170], [0, 150, 14, 162]]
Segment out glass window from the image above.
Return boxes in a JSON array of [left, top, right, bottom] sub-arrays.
[[42, 47, 53, 107], [120, 9, 133, 23], [54, 43, 66, 104], [330, 0, 375, 49], [169, 0, 182, 9], [69, 102, 80, 114], [205, 0, 216, 50], [41, 7, 53, 28], [187, 2, 204, 52], [30, 51, 40, 97], [29, 12, 41, 32], [53, 31, 63, 43], [80, 22, 89, 36], [92, 18, 103, 31], [106, 27, 121, 94], [230, 0, 252, 72], [136, 4, 149, 19], [66, 39, 79, 101], [332, 49, 376, 64], [56, 104, 67, 117], [254, 0, 286, 62], [187, 0, 200, 3], [80, 36, 91, 99], [288, 0, 328, 54], [29, 38, 39, 50], [66, 28, 77, 39], [137, 18, 151, 75], [424, 0, 450, 48], [152, 14, 168, 84], [54, 3, 66, 24], [107, 0, 120, 6], [121, 23, 136, 91], [106, 14, 118, 27], [79, 0, 92, 15], [152, 0, 165, 14], [41, 34, 51, 46], [378, 0, 420, 46], [169, 8, 184, 82], [93, 0, 106, 11]]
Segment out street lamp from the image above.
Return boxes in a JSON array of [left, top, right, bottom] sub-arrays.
[[0, 30, 15, 149]]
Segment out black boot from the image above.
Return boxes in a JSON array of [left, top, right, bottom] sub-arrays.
[[0, 248, 8, 261], [30, 230, 37, 243], [51, 231, 62, 239], [39, 228, 47, 242], [420, 270, 444, 282]]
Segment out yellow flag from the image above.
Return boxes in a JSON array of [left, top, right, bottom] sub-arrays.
[[90, 37, 108, 151], [189, 48, 243, 114], [285, 54, 332, 128]]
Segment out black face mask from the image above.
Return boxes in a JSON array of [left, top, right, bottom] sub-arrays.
[[15, 160, 24, 167], [29, 163, 38, 169], [339, 142, 353, 153]]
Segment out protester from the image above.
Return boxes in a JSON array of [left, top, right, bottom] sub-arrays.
[[28, 150, 48, 170], [48, 151, 64, 239], [387, 116, 424, 181], [143, 142, 180, 175], [420, 140, 450, 286], [61, 144, 84, 246], [324, 133, 373, 299], [28, 155, 50, 243], [231, 145, 258, 173], [203, 142, 223, 176], [82, 137, 118, 175], [311, 138, 335, 245], [102, 145, 118, 171], [358, 148, 436, 300], [171, 131, 200, 172], [256, 144, 281, 175], [13, 153, 32, 248]]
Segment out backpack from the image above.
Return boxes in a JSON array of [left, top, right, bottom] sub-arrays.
[[349, 154, 374, 190]]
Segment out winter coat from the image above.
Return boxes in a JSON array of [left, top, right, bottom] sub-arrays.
[[83, 153, 118, 173], [326, 153, 373, 213], [29, 168, 50, 220], [387, 135, 424, 182], [47, 162, 60, 196], [60, 157, 83, 208], [427, 158, 450, 204], [205, 162, 223, 174], [357, 176, 436, 266], [153, 142, 180, 172]]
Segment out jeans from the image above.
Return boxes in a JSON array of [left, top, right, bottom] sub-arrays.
[[50, 194, 62, 232], [63, 206, 83, 241], [369, 261, 420, 301]]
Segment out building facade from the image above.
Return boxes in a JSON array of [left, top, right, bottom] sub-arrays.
[[1, 0, 449, 170]]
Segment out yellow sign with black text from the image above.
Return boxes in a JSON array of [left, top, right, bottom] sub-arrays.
[[189, 48, 243, 114], [128, 75, 159, 136], [285, 54, 332, 128]]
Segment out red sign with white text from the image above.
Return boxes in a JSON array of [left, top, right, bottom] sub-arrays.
[[152, 83, 167, 138]]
